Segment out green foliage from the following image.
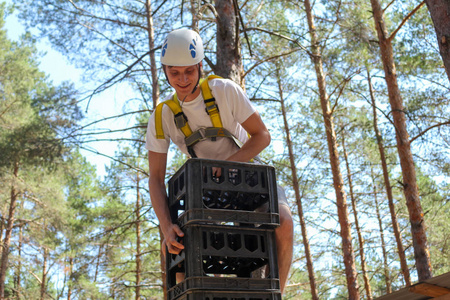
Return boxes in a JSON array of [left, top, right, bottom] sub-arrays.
[[417, 170, 450, 275], [1, 0, 449, 298], [0, 12, 81, 168]]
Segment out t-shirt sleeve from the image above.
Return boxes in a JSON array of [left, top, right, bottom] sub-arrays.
[[210, 78, 256, 124], [145, 109, 171, 153]]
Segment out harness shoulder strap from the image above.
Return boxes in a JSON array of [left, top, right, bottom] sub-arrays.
[[154, 75, 260, 162], [155, 75, 223, 140], [154, 102, 166, 139], [155, 97, 193, 139], [200, 75, 223, 128]]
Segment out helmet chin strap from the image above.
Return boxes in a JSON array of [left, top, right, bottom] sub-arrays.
[[190, 64, 201, 94], [181, 64, 201, 107]]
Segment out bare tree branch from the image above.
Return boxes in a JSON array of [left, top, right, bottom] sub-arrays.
[[410, 120, 450, 143], [243, 47, 304, 78], [78, 146, 148, 177], [245, 27, 312, 55], [383, 0, 396, 13], [388, 1, 426, 42], [66, 0, 147, 30], [233, 0, 253, 57], [85, 48, 160, 112]]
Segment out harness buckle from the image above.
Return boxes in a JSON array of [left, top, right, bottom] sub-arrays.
[[185, 127, 207, 147], [198, 127, 207, 140], [174, 112, 188, 129], [205, 98, 219, 115]]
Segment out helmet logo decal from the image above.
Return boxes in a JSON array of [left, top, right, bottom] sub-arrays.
[[189, 39, 197, 58], [162, 39, 168, 57]]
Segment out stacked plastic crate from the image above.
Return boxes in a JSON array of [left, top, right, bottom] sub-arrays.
[[166, 158, 282, 300]]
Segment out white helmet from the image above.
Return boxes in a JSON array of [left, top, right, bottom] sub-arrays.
[[160, 29, 205, 67]]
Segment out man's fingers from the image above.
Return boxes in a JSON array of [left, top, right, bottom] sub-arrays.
[[174, 226, 184, 237], [167, 241, 184, 254], [164, 224, 184, 255], [167, 227, 184, 253], [172, 237, 184, 250], [212, 167, 222, 178]]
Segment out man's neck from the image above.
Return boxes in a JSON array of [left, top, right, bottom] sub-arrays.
[[177, 85, 201, 103]]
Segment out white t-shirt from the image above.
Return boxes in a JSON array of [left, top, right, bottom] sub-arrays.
[[145, 77, 256, 160]]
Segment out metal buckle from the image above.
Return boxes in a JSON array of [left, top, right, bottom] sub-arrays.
[[197, 127, 206, 141], [174, 112, 188, 128], [205, 103, 219, 115], [185, 128, 207, 147]]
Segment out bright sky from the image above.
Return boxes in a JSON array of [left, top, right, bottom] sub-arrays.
[[3, 0, 290, 177], [3, 4, 81, 83], [4, 2, 138, 176]]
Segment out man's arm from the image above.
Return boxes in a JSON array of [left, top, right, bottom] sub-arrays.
[[226, 111, 271, 163], [148, 150, 184, 254]]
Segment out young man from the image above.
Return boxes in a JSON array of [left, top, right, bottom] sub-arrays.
[[146, 28, 293, 293]]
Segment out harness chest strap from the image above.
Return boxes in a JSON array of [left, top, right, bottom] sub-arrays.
[[184, 127, 237, 147], [155, 75, 234, 147], [154, 75, 262, 162]]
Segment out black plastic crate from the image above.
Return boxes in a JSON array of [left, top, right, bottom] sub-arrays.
[[174, 290, 282, 300], [168, 278, 280, 300], [166, 224, 279, 293], [168, 159, 279, 227]]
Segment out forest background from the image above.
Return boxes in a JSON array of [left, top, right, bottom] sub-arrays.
[[1, 0, 450, 299]]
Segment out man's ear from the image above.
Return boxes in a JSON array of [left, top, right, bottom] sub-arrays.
[[198, 62, 203, 78]]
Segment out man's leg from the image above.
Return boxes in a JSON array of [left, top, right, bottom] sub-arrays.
[[276, 203, 294, 294]]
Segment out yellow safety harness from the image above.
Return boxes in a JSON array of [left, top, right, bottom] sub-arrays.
[[155, 75, 243, 158]]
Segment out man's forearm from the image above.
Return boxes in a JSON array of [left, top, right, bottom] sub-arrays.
[[149, 179, 173, 236], [226, 130, 270, 162]]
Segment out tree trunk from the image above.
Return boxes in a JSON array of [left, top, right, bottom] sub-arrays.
[[135, 173, 142, 300], [94, 244, 102, 283], [370, 0, 432, 281], [214, 0, 243, 86], [425, 0, 450, 82], [159, 226, 166, 299], [303, 1, 360, 298], [40, 248, 48, 300], [341, 133, 372, 300], [145, 0, 160, 109], [190, 0, 200, 32], [367, 69, 412, 286], [13, 221, 23, 299], [67, 257, 73, 300], [276, 65, 319, 300], [0, 161, 20, 298], [145, 4, 161, 294], [0, 207, 3, 257], [371, 168, 392, 294]]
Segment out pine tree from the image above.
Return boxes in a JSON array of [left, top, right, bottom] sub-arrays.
[[369, 0, 432, 281], [0, 6, 82, 296], [425, 0, 450, 82], [302, 0, 360, 298]]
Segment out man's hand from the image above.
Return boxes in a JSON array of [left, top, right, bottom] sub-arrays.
[[148, 151, 185, 254], [164, 223, 185, 255], [212, 167, 222, 181], [225, 112, 270, 163]]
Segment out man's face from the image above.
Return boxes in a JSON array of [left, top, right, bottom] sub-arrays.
[[165, 64, 200, 98]]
